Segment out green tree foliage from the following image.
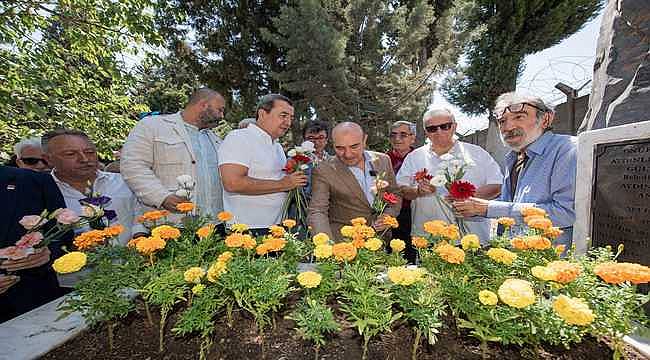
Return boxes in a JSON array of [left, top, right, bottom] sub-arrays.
[[0, 0, 161, 158], [442, 0, 603, 116]]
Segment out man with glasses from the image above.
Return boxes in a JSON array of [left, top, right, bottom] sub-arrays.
[[386, 121, 416, 261], [13, 137, 50, 172], [452, 93, 577, 250], [302, 120, 332, 163], [396, 109, 502, 244]]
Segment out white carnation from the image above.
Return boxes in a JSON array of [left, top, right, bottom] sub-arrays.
[[176, 175, 195, 189], [300, 141, 315, 152], [430, 175, 446, 187], [288, 149, 297, 157], [175, 189, 190, 199]]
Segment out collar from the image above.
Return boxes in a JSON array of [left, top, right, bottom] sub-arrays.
[[51, 169, 108, 189], [248, 124, 274, 145], [428, 140, 458, 157]]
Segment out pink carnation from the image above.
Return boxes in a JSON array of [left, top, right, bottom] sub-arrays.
[[16, 232, 44, 249], [0, 246, 29, 260], [19, 215, 46, 230], [55, 208, 80, 225]]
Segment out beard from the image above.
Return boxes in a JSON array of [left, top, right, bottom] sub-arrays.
[[198, 110, 221, 128]]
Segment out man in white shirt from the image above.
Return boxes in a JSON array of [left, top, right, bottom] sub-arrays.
[[396, 109, 502, 243], [121, 88, 225, 225], [42, 129, 144, 245], [219, 94, 307, 235]]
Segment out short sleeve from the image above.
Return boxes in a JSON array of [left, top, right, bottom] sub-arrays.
[[218, 130, 250, 168], [478, 149, 503, 185], [396, 151, 416, 186]]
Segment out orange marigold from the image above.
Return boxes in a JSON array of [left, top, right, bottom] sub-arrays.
[[511, 235, 551, 250], [196, 224, 215, 239], [442, 225, 460, 241], [241, 234, 257, 250], [217, 211, 233, 222], [73, 230, 107, 250], [547, 261, 582, 284], [332, 242, 357, 262], [136, 236, 166, 255], [263, 237, 286, 252], [176, 202, 195, 212], [256, 243, 271, 256], [526, 216, 553, 231], [351, 236, 366, 249], [412, 236, 429, 249], [269, 225, 286, 238], [423, 220, 447, 236], [104, 224, 124, 237], [434, 243, 465, 264], [225, 233, 244, 248], [138, 210, 170, 223], [497, 217, 516, 227], [350, 217, 367, 226], [544, 227, 563, 239], [355, 225, 376, 239], [151, 225, 181, 240], [127, 237, 146, 248], [382, 215, 399, 229], [593, 262, 650, 285], [282, 219, 297, 229], [521, 207, 547, 218]]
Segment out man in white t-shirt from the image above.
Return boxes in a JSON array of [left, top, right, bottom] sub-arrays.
[[396, 109, 503, 243], [219, 94, 307, 234]]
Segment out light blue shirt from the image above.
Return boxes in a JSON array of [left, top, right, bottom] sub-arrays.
[[487, 131, 577, 247], [184, 123, 223, 217], [348, 151, 375, 205]]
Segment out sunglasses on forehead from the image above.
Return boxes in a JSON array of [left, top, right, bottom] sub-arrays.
[[20, 157, 48, 166], [425, 122, 453, 133], [495, 102, 546, 120]]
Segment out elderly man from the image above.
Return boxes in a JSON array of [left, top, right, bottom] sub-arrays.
[[386, 120, 416, 260], [121, 88, 226, 224], [396, 109, 502, 243], [452, 93, 577, 248], [13, 137, 50, 172], [43, 129, 144, 245], [219, 94, 307, 235], [302, 120, 332, 163], [308, 122, 402, 241]]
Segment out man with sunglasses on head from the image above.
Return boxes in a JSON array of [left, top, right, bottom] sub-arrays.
[[303, 120, 333, 164], [13, 137, 50, 172], [396, 109, 502, 245], [452, 93, 577, 251]]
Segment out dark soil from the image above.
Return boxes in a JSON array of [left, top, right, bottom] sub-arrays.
[[42, 302, 643, 360]]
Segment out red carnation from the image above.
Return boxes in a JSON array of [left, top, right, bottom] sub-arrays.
[[382, 192, 399, 205], [283, 158, 297, 173], [448, 180, 476, 200], [414, 168, 433, 182], [293, 154, 311, 164]]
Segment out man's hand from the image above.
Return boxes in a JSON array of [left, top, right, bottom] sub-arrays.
[[281, 171, 308, 190], [372, 215, 389, 232], [452, 197, 490, 218], [0, 247, 51, 272], [0, 275, 20, 294], [161, 194, 187, 212], [416, 182, 437, 197]]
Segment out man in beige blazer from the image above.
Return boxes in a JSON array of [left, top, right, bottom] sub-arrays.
[[121, 88, 225, 224], [308, 122, 402, 242]]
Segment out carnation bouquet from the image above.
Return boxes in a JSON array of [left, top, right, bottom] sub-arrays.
[[79, 182, 116, 230], [370, 172, 399, 216], [280, 141, 314, 230]]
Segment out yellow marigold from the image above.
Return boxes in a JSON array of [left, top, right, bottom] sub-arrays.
[[364, 238, 383, 251], [230, 223, 249, 233], [593, 262, 650, 285], [544, 226, 563, 239], [196, 224, 215, 239], [104, 224, 124, 237], [136, 236, 166, 255], [332, 242, 357, 262], [73, 230, 107, 250], [497, 217, 516, 227], [434, 243, 465, 264], [526, 216, 553, 231], [356, 225, 376, 239], [312, 233, 330, 246], [241, 234, 257, 250], [314, 244, 333, 259], [207, 261, 227, 282], [390, 239, 406, 253], [340, 225, 355, 238], [217, 211, 233, 222], [151, 225, 181, 240], [350, 217, 367, 226], [412, 236, 429, 249], [423, 220, 447, 236], [176, 202, 195, 212], [269, 225, 286, 238], [217, 251, 233, 263], [460, 234, 480, 251], [487, 248, 517, 265], [520, 207, 547, 218], [192, 284, 205, 295], [497, 279, 536, 309], [225, 233, 244, 248], [387, 266, 425, 286], [382, 215, 399, 229], [184, 267, 205, 284], [296, 271, 322, 288], [52, 251, 87, 274], [478, 290, 498, 306], [282, 219, 297, 229], [531, 266, 557, 281], [552, 295, 595, 326], [442, 225, 460, 241]]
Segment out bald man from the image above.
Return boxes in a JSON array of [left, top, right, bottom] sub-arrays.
[[308, 122, 402, 241]]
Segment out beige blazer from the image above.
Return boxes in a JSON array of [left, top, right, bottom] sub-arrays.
[[308, 151, 402, 242], [120, 112, 222, 215]]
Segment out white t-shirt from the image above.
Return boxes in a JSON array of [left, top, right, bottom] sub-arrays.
[[396, 141, 503, 243], [218, 124, 288, 228]]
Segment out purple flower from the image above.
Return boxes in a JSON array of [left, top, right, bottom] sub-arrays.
[[80, 196, 111, 206], [104, 210, 117, 221]]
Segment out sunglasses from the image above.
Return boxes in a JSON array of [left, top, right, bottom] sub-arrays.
[[495, 102, 546, 120], [425, 122, 453, 133], [20, 157, 48, 166], [305, 135, 327, 141], [389, 132, 412, 139]]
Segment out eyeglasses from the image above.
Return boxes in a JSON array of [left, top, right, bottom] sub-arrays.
[[389, 132, 412, 139], [20, 157, 48, 166], [495, 102, 546, 121], [305, 135, 327, 141], [425, 122, 453, 133]]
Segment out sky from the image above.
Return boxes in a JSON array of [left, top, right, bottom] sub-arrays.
[[434, 12, 604, 135]]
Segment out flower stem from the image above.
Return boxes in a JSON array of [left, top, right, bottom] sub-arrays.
[[411, 328, 421, 360]]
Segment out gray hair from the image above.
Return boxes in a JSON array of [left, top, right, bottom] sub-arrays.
[[238, 118, 256, 129], [390, 120, 416, 135], [14, 137, 42, 158], [493, 92, 554, 123], [42, 128, 91, 153], [422, 108, 455, 125]]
